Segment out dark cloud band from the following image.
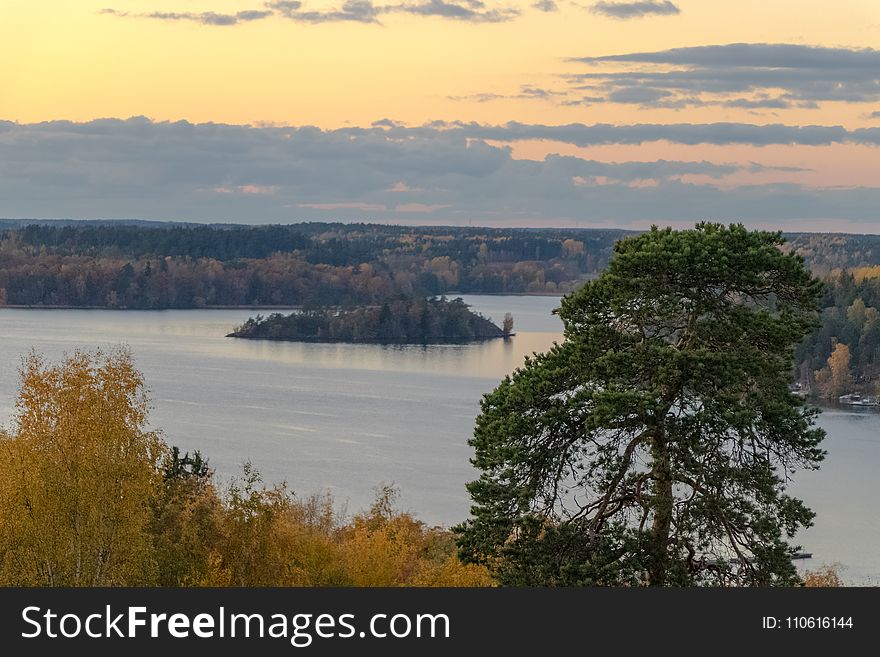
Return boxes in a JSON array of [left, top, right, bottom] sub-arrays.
[[0, 117, 877, 227], [422, 120, 880, 147], [566, 43, 880, 108]]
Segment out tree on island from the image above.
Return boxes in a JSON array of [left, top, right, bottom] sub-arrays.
[[457, 223, 825, 586], [502, 312, 514, 337]]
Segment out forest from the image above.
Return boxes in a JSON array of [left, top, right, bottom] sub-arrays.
[[229, 297, 509, 343], [796, 269, 880, 399], [0, 222, 621, 308]]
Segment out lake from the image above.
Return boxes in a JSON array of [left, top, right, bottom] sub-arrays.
[[0, 295, 876, 584]]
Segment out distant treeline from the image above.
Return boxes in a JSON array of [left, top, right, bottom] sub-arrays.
[[229, 297, 508, 343], [784, 232, 880, 274], [3, 222, 880, 309], [0, 223, 623, 308]]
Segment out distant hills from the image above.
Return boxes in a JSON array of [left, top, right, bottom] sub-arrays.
[[0, 220, 879, 309], [0, 218, 196, 229]]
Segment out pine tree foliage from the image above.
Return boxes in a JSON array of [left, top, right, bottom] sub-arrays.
[[457, 224, 826, 586]]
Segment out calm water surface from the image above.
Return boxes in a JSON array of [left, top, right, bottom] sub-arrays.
[[0, 295, 876, 584]]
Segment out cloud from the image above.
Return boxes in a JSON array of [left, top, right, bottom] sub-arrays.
[[579, 43, 880, 68], [607, 87, 674, 104], [448, 92, 507, 102], [103, 1, 521, 26], [269, 0, 382, 23], [449, 85, 564, 102], [723, 97, 792, 110], [275, 0, 522, 25], [371, 118, 406, 128], [394, 0, 520, 23], [746, 162, 812, 174], [428, 120, 879, 147], [567, 43, 880, 108], [1, 117, 878, 228], [99, 8, 273, 26], [518, 86, 561, 99], [532, 0, 558, 11], [590, 1, 680, 19]]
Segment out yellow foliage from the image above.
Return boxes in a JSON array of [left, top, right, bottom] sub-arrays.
[[849, 266, 880, 282], [411, 555, 495, 587], [333, 487, 493, 587], [0, 349, 165, 585], [562, 239, 585, 257], [0, 350, 492, 587], [814, 342, 854, 399], [803, 565, 843, 587], [208, 481, 494, 587]]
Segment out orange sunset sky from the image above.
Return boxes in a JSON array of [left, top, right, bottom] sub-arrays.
[[1, 0, 880, 229]]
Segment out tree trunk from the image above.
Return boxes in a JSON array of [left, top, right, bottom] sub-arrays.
[[648, 425, 673, 586]]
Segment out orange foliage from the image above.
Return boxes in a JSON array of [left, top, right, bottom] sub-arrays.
[[802, 565, 843, 587], [0, 350, 492, 587]]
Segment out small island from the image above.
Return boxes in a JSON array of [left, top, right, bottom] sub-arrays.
[[227, 296, 514, 344]]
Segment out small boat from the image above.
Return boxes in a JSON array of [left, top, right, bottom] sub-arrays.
[[706, 552, 812, 566], [838, 393, 880, 407], [788, 383, 809, 397]]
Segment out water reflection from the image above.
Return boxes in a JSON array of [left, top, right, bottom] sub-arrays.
[[221, 331, 561, 380]]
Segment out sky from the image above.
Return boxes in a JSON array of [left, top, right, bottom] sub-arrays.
[[1, 0, 880, 231]]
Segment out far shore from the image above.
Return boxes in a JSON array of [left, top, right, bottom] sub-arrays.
[[0, 292, 565, 310], [0, 304, 305, 311]]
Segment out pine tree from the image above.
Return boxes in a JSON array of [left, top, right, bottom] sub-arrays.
[[457, 224, 825, 586]]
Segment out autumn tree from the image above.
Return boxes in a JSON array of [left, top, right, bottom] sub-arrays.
[[814, 342, 854, 399], [150, 447, 225, 586], [337, 485, 492, 587], [457, 224, 825, 586], [0, 349, 165, 585], [214, 473, 491, 587]]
